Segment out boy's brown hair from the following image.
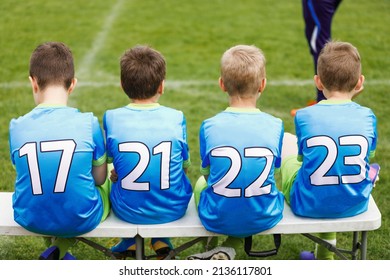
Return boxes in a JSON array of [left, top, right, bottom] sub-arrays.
[[317, 41, 361, 92], [29, 42, 75, 91], [220, 45, 266, 96], [120, 45, 166, 100]]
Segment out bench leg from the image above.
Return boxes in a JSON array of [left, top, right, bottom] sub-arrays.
[[303, 231, 370, 260], [135, 235, 145, 260], [360, 231, 368, 260], [76, 237, 117, 259]]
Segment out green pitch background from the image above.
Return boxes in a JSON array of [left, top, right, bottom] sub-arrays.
[[0, 0, 389, 259]]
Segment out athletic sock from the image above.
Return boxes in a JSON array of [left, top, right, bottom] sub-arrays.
[[52, 237, 77, 259], [315, 232, 336, 260]]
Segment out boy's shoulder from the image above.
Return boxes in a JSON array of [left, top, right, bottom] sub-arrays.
[[296, 100, 374, 117], [203, 108, 282, 123], [105, 104, 184, 115], [10, 106, 86, 126]]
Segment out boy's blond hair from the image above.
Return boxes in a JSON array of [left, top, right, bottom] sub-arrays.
[[220, 45, 266, 96], [317, 41, 361, 92]]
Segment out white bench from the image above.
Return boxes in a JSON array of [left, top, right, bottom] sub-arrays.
[[0, 192, 381, 260]]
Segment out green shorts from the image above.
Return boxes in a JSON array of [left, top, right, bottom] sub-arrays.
[[281, 155, 302, 205], [96, 163, 113, 222], [97, 178, 111, 222], [193, 176, 208, 208]]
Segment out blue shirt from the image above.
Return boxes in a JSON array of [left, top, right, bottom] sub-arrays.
[[292, 100, 377, 218], [198, 107, 285, 237], [104, 103, 192, 224], [9, 105, 106, 237]]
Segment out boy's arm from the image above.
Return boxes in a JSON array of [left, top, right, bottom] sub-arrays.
[[181, 114, 191, 173], [92, 117, 107, 186], [199, 122, 210, 179], [274, 123, 284, 173], [369, 112, 378, 159], [294, 115, 304, 162], [93, 162, 107, 186]]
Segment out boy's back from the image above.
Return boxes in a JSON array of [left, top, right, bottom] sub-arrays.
[[198, 108, 284, 237], [9, 105, 105, 237], [292, 100, 377, 218], [104, 104, 192, 224]]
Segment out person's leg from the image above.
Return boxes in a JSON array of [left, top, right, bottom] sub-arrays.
[[97, 175, 111, 222], [39, 237, 77, 260], [315, 232, 337, 260], [187, 177, 223, 260], [41, 165, 112, 260], [281, 133, 301, 205], [193, 176, 219, 250], [281, 133, 298, 159], [194, 175, 207, 207], [311, 0, 342, 101], [53, 178, 111, 259], [302, 0, 324, 101], [150, 238, 174, 259]]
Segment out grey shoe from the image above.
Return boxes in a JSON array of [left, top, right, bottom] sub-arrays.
[[187, 247, 236, 260]]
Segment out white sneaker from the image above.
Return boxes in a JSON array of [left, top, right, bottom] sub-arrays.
[[187, 247, 236, 260]]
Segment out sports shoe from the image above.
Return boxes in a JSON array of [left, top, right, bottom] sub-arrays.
[[151, 238, 173, 259], [62, 252, 76, 260], [187, 247, 236, 260], [369, 163, 380, 187], [39, 246, 76, 260], [39, 246, 60, 260], [290, 100, 317, 117], [111, 238, 136, 258], [299, 251, 316, 260]]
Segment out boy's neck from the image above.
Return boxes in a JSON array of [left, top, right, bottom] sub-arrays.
[[228, 94, 258, 108], [131, 94, 160, 104], [36, 85, 69, 106], [323, 90, 354, 101]]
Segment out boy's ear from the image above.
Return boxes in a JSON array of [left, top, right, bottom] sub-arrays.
[[157, 80, 165, 95], [351, 75, 365, 98], [219, 77, 227, 92], [259, 78, 267, 93], [314, 75, 324, 91], [29, 76, 39, 94], [68, 78, 77, 94], [354, 75, 365, 93]]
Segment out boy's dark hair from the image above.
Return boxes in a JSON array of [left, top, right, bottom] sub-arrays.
[[29, 42, 75, 91], [120, 45, 166, 100]]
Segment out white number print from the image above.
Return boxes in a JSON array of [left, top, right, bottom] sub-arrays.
[[210, 146, 273, 198], [307, 135, 368, 186], [19, 140, 76, 195], [118, 142, 172, 191]]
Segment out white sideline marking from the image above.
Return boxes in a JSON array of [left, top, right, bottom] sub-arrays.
[[77, 0, 125, 80], [1, 79, 390, 89]]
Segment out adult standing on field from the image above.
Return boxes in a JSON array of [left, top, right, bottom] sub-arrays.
[[303, 0, 342, 102], [292, 0, 342, 116]]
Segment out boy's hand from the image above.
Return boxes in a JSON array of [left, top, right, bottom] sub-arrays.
[[110, 169, 118, 182]]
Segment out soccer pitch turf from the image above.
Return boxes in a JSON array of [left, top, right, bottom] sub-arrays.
[[0, 0, 389, 260]]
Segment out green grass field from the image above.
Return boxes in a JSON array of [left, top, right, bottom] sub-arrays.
[[0, 0, 389, 260]]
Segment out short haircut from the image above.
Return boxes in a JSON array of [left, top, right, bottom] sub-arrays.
[[120, 45, 166, 100], [220, 45, 266, 96], [317, 41, 361, 92], [29, 42, 74, 91]]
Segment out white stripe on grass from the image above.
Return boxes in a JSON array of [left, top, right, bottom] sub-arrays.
[[76, 0, 125, 80], [2, 79, 390, 89]]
